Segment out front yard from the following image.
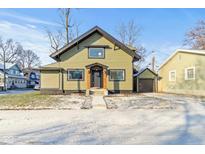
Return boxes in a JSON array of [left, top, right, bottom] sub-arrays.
[[0, 92, 205, 144], [0, 92, 92, 110]]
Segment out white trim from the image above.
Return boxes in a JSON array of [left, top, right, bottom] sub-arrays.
[[169, 70, 176, 81], [159, 49, 205, 70], [184, 66, 195, 80]]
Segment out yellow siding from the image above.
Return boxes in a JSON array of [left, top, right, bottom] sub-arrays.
[[42, 32, 133, 91], [40, 70, 60, 89], [159, 52, 205, 96]]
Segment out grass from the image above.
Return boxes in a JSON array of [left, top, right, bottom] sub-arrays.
[[0, 92, 58, 108]]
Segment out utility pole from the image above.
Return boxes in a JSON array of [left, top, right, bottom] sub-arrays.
[[3, 47, 6, 91], [151, 51, 155, 71]]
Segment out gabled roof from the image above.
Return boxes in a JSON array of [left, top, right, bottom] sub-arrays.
[[36, 67, 64, 71], [0, 62, 17, 70], [50, 26, 141, 61], [159, 49, 205, 69], [133, 68, 158, 77]]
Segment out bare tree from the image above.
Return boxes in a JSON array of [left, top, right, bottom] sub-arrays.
[[117, 23, 127, 44], [0, 38, 22, 63], [117, 20, 141, 46], [46, 8, 79, 53], [17, 49, 41, 69], [184, 20, 205, 50], [0, 37, 23, 90], [117, 20, 146, 69], [46, 30, 64, 52], [58, 8, 73, 44]]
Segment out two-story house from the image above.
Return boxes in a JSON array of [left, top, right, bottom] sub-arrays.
[[39, 26, 140, 95], [23, 68, 40, 88], [0, 63, 27, 89]]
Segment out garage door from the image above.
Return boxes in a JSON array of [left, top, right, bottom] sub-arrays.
[[139, 79, 154, 92]]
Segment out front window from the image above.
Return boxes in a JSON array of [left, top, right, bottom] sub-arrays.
[[88, 48, 104, 58], [169, 70, 176, 81], [185, 67, 195, 80], [68, 69, 84, 80], [109, 69, 125, 81]]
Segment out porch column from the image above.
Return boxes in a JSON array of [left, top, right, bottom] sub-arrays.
[[86, 68, 90, 89], [103, 68, 107, 89]]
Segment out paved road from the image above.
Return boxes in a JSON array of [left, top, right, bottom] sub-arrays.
[[0, 89, 35, 96], [0, 93, 205, 144]]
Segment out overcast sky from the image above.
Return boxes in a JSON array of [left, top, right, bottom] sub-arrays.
[[0, 8, 205, 67]]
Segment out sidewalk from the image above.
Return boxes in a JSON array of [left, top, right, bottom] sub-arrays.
[[91, 96, 107, 109], [0, 89, 35, 96]]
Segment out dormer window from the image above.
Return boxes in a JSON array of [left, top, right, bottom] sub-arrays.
[[88, 48, 104, 59]]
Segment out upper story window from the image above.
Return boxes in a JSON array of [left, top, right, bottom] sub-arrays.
[[185, 67, 195, 80], [9, 69, 14, 75], [30, 73, 36, 79], [88, 48, 104, 59], [9, 69, 19, 75], [15, 70, 19, 75], [36, 75, 40, 80], [169, 70, 176, 81]]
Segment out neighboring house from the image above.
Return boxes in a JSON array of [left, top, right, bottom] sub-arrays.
[[23, 68, 40, 88], [158, 49, 205, 96], [0, 70, 5, 90], [39, 26, 140, 95], [0, 63, 27, 90], [133, 68, 158, 93]]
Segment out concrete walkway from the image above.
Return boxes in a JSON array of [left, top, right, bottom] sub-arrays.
[[91, 96, 107, 109]]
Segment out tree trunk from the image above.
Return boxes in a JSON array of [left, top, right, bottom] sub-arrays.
[[3, 48, 6, 91], [66, 14, 69, 44]]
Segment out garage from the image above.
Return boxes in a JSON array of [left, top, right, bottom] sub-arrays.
[[134, 68, 158, 93], [139, 79, 154, 92]]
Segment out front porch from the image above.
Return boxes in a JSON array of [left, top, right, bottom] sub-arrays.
[[85, 63, 108, 96]]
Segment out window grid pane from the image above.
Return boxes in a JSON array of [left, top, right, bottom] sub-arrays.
[[169, 70, 176, 81], [187, 69, 194, 79]]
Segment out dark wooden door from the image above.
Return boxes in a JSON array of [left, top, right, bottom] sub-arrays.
[[139, 79, 154, 92], [91, 70, 102, 88]]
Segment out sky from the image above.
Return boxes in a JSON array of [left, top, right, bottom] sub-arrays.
[[0, 8, 205, 68]]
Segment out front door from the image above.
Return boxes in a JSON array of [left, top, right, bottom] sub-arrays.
[[91, 70, 102, 88]]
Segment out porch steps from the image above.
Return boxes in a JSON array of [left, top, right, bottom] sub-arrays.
[[86, 88, 108, 96]]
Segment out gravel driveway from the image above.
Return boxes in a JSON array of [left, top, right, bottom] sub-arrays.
[[0, 93, 205, 144]]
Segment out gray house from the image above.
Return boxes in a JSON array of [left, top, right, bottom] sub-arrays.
[[0, 63, 27, 90]]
